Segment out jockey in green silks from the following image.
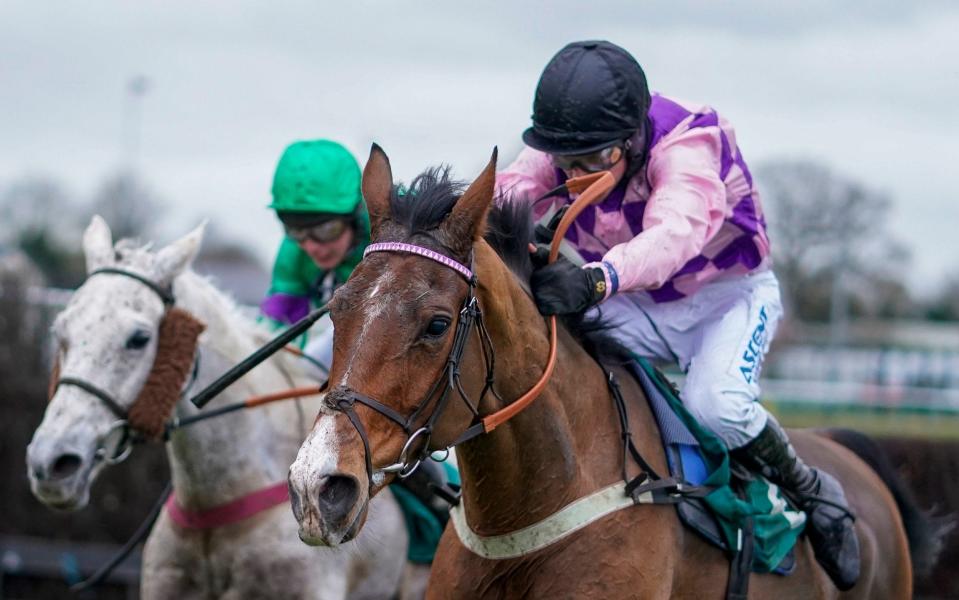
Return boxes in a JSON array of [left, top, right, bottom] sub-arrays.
[[260, 139, 457, 563], [260, 139, 370, 338]]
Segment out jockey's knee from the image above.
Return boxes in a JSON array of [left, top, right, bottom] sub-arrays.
[[682, 380, 768, 449]]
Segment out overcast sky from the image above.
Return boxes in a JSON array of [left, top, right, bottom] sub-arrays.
[[2, 1, 957, 296]]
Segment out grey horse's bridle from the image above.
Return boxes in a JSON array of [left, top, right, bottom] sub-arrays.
[[53, 268, 182, 464]]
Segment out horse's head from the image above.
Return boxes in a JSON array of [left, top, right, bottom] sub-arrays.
[[27, 216, 205, 510], [289, 145, 499, 546]]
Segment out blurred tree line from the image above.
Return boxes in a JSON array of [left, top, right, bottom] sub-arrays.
[[0, 169, 160, 288], [757, 160, 958, 323], [0, 168, 265, 563], [0, 169, 264, 291], [2, 161, 957, 321]]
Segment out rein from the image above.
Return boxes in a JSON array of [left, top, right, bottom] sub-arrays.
[[53, 268, 195, 462], [326, 172, 618, 491], [59, 267, 324, 591], [53, 268, 326, 455]]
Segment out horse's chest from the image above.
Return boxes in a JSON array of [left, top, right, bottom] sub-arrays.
[[435, 513, 681, 599], [144, 512, 340, 599]]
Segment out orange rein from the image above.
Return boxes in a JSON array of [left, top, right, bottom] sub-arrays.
[[240, 345, 326, 408], [243, 385, 324, 408], [480, 171, 616, 433], [232, 173, 613, 435]]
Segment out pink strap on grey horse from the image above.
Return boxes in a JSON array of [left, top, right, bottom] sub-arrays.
[[364, 242, 474, 282]]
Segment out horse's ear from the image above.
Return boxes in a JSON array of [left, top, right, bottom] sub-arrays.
[[362, 143, 393, 238], [442, 148, 497, 254], [82, 215, 115, 273], [155, 221, 206, 285]]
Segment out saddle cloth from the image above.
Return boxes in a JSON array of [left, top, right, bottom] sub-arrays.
[[629, 358, 804, 574]]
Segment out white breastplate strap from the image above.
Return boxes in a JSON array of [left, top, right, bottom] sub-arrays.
[[450, 482, 643, 560]]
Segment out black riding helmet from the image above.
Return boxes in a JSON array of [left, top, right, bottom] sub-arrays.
[[523, 40, 651, 156]]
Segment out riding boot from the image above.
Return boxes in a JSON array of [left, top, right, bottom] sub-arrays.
[[395, 460, 453, 524], [732, 417, 860, 591]]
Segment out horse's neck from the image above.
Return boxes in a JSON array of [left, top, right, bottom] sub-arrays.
[[455, 243, 630, 534], [165, 271, 307, 509]]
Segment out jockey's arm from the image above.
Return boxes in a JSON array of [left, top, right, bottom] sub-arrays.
[[597, 126, 727, 294], [260, 237, 315, 327]]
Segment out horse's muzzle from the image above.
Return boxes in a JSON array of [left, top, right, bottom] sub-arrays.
[[26, 440, 94, 510], [290, 473, 367, 546]]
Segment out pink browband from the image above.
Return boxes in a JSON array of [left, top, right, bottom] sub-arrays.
[[364, 242, 474, 281], [165, 482, 289, 530]]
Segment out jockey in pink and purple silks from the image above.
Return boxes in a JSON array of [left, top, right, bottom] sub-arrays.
[[496, 40, 859, 591]]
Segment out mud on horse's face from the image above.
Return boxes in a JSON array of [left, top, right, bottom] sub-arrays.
[[288, 145, 496, 546], [26, 217, 203, 510]]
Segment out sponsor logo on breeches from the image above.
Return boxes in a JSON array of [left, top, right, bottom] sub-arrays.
[[740, 306, 768, 384]]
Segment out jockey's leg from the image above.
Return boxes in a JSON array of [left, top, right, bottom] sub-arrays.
[[591, 292, 686, 363], [733, 416, 860, 590], [677, 271, 860, 591]]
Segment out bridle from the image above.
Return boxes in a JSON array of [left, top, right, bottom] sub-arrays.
[[54, 267, 327, 463], [324, 243, 500, 486], [53, 267, 194, 464], [324, 172, 618, 492], [58, 267, 324, 595]]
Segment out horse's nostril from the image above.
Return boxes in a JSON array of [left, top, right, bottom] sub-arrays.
[[289, 481, 303, 521], [50, 454, 83, 480], [316, 475, 360, 523]]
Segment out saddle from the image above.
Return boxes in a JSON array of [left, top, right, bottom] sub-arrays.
[[628, 359, 800, 578]]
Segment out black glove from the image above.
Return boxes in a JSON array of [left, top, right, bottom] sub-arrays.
[[529, 246, 607, 315]]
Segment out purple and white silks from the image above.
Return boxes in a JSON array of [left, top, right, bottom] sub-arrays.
[[496, 93, 770, 303]]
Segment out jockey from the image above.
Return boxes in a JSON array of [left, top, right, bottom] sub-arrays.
[[260, 139, 369, 373], [496, 40, 859, 590], [260, 139, 456, 562]]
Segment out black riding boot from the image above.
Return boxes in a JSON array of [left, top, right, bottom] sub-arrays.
[[733, 417, 860, 591], [395, 460, 454, 524]]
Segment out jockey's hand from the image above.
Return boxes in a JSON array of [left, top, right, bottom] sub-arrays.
[[529, 246, 607, 315]]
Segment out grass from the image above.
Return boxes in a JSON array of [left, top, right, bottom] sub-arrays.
[[767, 400, 959, 440]]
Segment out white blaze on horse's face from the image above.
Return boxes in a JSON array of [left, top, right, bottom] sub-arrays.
[[341, 270, 394, 386], [26, 216, 204, 511], [289, 411, 343, 545]]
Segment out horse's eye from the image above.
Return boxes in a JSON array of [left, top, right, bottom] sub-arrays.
[[125, 330, 151, 350], [425, 317, 451, 337]]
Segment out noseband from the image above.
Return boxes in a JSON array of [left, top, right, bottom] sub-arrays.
[[53, 268, 196, 461], [327, 242, 501, 489], [328, 172, 618, 494]]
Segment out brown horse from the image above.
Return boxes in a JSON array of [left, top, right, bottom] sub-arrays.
[[288, 146, 929, 598]]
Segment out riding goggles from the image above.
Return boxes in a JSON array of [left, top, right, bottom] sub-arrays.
[[285, 218, 352, 244], [550, 144, 625, 173]]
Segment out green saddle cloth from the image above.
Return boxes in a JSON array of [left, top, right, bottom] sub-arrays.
[[389, 461, 460, 564], [635, 358, 806, 573]]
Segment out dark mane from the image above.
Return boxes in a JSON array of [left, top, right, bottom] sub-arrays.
[[386, 166, 465, 252], [385, 165, 632, 365], [485, 198, 633, 365], [482, 196, 536, 286]]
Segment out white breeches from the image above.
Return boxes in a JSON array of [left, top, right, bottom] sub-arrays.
[[592, 269, 783, 448]]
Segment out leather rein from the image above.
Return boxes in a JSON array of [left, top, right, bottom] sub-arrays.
[[59, 268, 320, 592], [326, 172, 620, 491], [53, 268, 323, 463]]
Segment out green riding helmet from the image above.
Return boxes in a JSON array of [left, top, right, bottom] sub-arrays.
[[266, 139, 372, 291], [269, 139, 364, 215]]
